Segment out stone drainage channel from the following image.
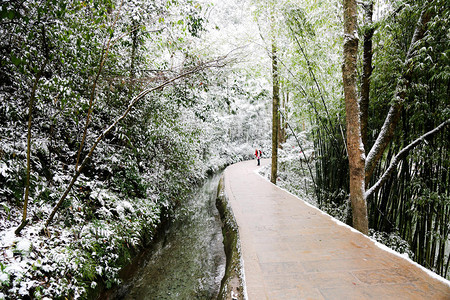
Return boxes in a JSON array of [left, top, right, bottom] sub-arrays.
[[103, 173, 244, 300]]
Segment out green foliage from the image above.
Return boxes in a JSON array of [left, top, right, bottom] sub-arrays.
[[111, 165, 148, 198], [0, 159, 27, 205], [0, 0, 239, 297], [284, 7, 314, 38], [187, 14, 206, 37], [364, 0, 450, 278]]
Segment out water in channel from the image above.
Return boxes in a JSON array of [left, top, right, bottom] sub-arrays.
[[114, 174, 226, 299]]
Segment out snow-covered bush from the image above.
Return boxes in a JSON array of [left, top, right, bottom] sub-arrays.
[[369, 229, 414, 259]]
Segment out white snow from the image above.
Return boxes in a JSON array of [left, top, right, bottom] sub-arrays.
[[5, 263, 25, 276], [0, 229, 15, 248], [16, 238, 31, 253], [95, 266, 103, 275], [121, 200, 134, 212], [0, 162, 8, 177], [18, 283, 29, 296], [0, 273, 9, 282]]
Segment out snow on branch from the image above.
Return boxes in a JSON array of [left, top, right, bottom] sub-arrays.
[[43, 57, 229, 231], [365, 119, 449, 199]]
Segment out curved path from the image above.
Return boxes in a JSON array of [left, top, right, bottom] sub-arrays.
[[223, 159, 450, 299]]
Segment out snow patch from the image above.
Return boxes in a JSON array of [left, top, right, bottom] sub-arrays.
[[0, 162, 8, 177], [16, 238, 32, 253], [0, 272, 9, 282]]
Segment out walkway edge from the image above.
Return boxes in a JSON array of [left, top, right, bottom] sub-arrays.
[[216, 174, 247, 300]]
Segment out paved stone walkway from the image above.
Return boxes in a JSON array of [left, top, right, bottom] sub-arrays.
[[224, 159, 450, 299]]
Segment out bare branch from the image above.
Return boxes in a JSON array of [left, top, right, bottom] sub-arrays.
[[365, 1, 433, 182], [365, 119, 449, 198]]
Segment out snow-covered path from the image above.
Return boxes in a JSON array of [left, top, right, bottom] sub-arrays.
[[224, 159, 450, 299]]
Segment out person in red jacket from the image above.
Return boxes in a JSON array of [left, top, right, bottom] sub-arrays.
[[255, 149, 261, 166]]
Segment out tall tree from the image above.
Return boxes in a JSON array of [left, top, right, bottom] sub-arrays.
[[271, 40, 280, 184], [343, 0, 438, 235], [342, 0, 368, 233], [251, 0, 284, 183], [270, 1, 280, 184]]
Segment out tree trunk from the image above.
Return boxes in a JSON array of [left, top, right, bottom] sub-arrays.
[[271, 34, 279, 184], [278, 90, 286, 147], [74, 4, 123, 171], [15, 71, 42, 236], [343, 0, 368, 234], [284, 91, 288, 139], [360, 0, 374, 153]]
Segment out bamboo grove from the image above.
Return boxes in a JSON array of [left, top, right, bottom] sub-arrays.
[[365, 0, 450, 274]]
